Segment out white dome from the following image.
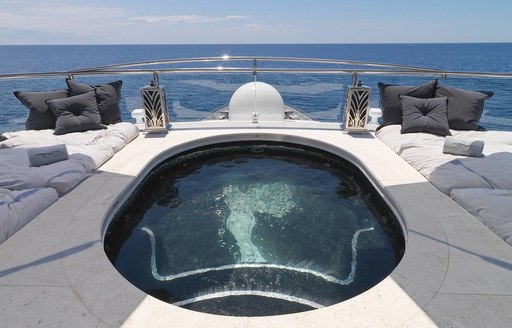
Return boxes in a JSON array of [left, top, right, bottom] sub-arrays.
[[228, 82, 284, 122]]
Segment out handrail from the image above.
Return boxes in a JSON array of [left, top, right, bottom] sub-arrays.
[[1, 56, 512, 80], [71, 56, 444, 73]]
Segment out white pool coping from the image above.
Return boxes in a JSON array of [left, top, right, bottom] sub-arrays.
[[1, 121, 512, 327]]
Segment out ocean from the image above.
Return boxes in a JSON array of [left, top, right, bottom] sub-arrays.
[[1, 43, 511, 133]]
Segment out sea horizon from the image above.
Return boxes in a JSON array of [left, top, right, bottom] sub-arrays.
[[2, 41, 512, 46]]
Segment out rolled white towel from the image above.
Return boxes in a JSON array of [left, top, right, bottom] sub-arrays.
[[443, 136, 484, 157], [27, 144, 69, 167]]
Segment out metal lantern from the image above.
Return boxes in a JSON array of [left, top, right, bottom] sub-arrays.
[[343, 80, 372, 133], [141, 73, 169, 132]]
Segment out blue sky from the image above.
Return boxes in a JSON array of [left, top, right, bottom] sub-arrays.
[[0, 0, 511, 44]]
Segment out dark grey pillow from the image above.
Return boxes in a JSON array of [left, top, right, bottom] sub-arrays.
[[436, 85, 493, 130], [378, 80, 437, 128], [46, 91, 106, 135], [14, 89, 69, 130], [66, 78, 122, 125], [401, 96, 451, 136]]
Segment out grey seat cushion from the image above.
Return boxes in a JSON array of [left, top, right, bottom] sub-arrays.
[[450, 188, 512, 245]]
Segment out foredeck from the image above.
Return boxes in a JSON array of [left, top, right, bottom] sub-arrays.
[[1, 121, 511, 327]]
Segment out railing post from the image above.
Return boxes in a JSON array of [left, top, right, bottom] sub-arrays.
[[351, 72, 358, 87], [152, 71, 160, 87], [253, 58, 257, 78]]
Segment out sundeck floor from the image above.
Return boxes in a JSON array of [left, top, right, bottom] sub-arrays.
[[1, 121, 511, 327]]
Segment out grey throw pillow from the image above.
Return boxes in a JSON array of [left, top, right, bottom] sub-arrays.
[[14, 89, 69, 130], [401, 96, 451, 136], [443, 136, 484, 157], [378, 79, 437, 129], [27, 144, 69, 167], [66, 78, 122, 125], [436, 85, 493, 130], [46, 91, 106, 135]]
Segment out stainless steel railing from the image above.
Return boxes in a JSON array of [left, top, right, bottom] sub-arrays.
[[1, 56, 512, 82]]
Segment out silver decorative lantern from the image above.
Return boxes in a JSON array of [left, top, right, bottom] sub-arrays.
[[343, 81, 371, 133], [141, 74, 169, 132]]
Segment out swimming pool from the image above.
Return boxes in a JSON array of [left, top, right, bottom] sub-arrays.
[[104, 142, 404, 316]]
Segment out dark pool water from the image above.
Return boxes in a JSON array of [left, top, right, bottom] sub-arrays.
[[104, 142, 404, 316]]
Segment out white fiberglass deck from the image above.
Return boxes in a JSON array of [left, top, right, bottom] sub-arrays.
[[1, 121, 512, 327]]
